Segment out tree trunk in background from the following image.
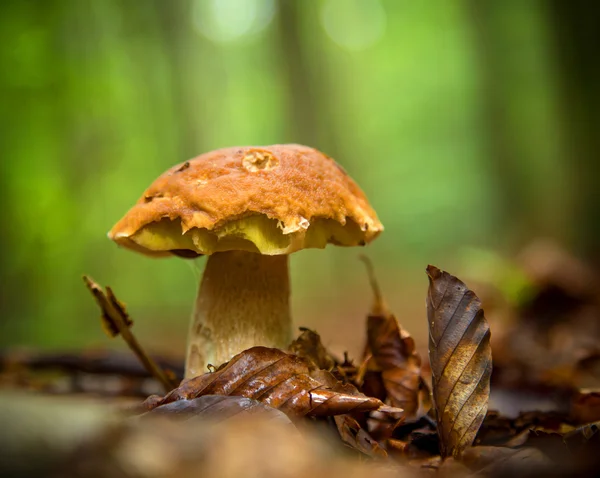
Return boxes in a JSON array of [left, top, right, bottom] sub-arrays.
[[275, 0, 318, 147], [152, 0, 208, 157], [275, 0, 341, 157], [465, 0, 573, 250], [0, 0, 56, 342], [466, 0, 527, 244], [546, 0, 600, 264]]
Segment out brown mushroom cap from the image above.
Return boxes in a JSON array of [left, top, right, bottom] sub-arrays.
[[108, 144, 383, 257]]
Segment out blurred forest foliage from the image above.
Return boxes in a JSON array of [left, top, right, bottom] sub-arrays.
[[0, 0, 598, 357]]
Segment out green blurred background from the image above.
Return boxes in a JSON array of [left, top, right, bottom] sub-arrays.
[[1, 0, 598, 359]]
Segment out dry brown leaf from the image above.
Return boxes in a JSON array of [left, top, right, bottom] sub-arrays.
[[335, 414, 388, 458], [562, 422, 600, 471], [367, 314, 431, 419], [143, 395, 293, 426], [142, 347, 385, 418], [360, 257, 431, 419], [309, 368, 398, 457], [564, 421, 600, 444], [571, 389, 600, 424], [288, 327, 336, 371], [426, 265, 492, 458], [490, 240, 600, 392], [309, 369, 359, 395], [461, 446, 552, 475]]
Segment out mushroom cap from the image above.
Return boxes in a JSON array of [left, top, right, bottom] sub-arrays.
[[108, 144, 383, 257]]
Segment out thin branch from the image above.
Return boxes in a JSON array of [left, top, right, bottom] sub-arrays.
[[83, 275, 178, 393], [359, 255, 389, 316]]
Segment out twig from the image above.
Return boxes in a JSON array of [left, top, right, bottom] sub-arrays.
[[83, 275, 178, 393], [358, 255, 389, 316]]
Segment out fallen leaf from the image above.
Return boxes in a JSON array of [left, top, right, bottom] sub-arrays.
[[477, 409, 575, 449], [333, 352, 366, 386], [142, 347, 386, 418], [308, 368, 351, 392], [475, 411, 519, 446], [385, 421, 441, 462], [334, 414, 388, 458], [309, 368, 398, 457], [426, 265, 492, 458], [571, 389, 600, 424], [508, 430, 569, 461], [561, 422, 600, 472], [288, 327, 335, 371], [366, 314, 430, 419], [564, 420, 600, 444], [360, 256, 431, 419], [143, 395, 293, 426], [512, 410, 568, 431], [491, 240, 600, 392], [461, 446, 552, 474]]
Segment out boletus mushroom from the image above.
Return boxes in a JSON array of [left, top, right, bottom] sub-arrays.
[[109, 144, 383, 378]]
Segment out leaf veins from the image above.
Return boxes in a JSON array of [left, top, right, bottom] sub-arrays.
[[142, 347, 386, 418], [426, 265, 492, 459]]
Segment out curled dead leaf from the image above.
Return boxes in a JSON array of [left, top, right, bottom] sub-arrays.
[[288, 327, 336, 371], [335, 414, 388, 458], [366, 313, 431, 419], [360, 257, 431, 419], [426, 265, 492, 458], [142, 347, 386, 418]]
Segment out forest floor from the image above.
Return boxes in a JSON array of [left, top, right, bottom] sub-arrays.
[[1, 248, 599, 477]]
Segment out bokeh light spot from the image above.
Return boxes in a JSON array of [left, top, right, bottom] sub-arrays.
[[320, 0, 387, 52], [192, 0, 276, 44]]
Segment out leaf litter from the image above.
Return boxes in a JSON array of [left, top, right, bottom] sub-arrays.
[[2, 257, 600, 477], [142, 346, 393, 418]]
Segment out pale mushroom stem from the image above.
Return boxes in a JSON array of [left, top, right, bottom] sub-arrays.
[[185, 250, 291, 379]]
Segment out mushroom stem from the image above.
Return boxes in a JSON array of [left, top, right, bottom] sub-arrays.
[[185, 250, 291, 379]]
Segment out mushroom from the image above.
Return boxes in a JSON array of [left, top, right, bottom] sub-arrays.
[[108, 144, 383, 378]]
